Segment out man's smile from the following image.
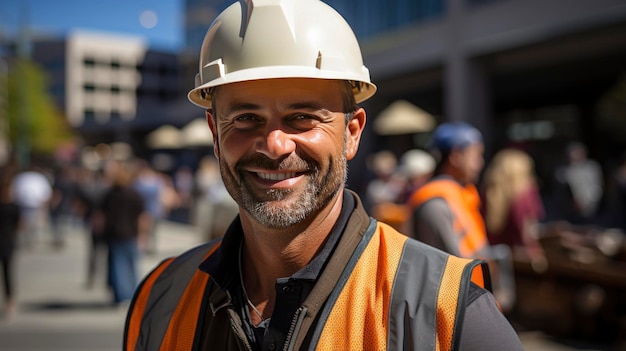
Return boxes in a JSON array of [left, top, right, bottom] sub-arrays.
[[256, 171, 298, 181]]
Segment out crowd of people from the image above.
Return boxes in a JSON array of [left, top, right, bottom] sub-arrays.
[[365, 123, 624, 317], [0, 154, 237, 318]]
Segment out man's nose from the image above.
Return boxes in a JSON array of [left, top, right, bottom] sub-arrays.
[[255, 128, 296, 160]]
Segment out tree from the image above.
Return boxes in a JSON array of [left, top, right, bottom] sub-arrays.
[[4, 58, 74, 161]]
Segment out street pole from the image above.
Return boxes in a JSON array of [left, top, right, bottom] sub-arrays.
[[0, 57, 9, 166], [16, 2, 31, 169]]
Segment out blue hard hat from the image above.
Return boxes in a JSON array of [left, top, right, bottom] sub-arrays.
[[427, 122, 483, 153]]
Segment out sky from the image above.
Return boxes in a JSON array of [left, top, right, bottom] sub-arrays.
[[0, 0, 185, 52]]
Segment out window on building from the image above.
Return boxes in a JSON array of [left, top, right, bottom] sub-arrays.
[[467, 0, 505, 6], [84, 109, 95, 123]]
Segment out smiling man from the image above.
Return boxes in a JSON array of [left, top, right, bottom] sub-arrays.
[[123, 1, 523, 350]]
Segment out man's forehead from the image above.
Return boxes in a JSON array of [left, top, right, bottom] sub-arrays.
[[219, 78, 343, 92], [214, 78, 345, 108]]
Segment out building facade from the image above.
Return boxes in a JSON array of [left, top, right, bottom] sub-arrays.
[[355, 0, 626, 195], [30, 31, 195, 160]]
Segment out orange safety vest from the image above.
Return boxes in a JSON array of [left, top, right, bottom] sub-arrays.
[[408, 178, 488, 258], [125, 219, 489, 351]]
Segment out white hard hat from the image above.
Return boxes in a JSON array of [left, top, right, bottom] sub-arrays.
[[188, 0, 377, 109], [401, 149, 436, 178]]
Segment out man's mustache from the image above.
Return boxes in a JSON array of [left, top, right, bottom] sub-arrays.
[[235, 154, 316, 172]]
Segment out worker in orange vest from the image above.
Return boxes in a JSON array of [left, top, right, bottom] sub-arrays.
[[408, 122, 515, 312], [408, 122, 488, 257], [124, 1, 523, 350]]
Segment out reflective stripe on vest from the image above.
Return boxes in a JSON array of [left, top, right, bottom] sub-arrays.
[[409, 179, 488, 258], [311, 222, 488, 351], [125, 242, 221, 351]]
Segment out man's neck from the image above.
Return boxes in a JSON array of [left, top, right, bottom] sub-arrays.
[[239, 191, 345, 313], [438, 166, 468, 185]]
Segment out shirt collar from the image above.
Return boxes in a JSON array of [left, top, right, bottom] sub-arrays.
[[199, 189, 356, 286]]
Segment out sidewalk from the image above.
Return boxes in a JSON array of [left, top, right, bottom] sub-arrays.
[[0, 219, 609, 350], [0, 220, 203, 351]]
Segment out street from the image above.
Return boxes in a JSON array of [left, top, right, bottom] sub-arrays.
[[0, 220, 202, 351], [0, 220, 612, 350]]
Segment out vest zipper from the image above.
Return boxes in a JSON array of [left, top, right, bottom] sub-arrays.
[[282, 306, 307, 351]]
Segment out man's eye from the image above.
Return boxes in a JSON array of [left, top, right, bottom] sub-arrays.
[[233, 114, 261, 129], [289, 114, 320, 129], [293, 114, 314, 120]]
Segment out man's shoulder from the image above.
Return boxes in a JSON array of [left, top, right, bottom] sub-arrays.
[[414, 197, 452, 218], [174, 239, 222, 264], [151, 240, 221, 276]]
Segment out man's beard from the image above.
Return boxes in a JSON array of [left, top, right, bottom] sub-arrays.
[[219, 149, 347, 229]]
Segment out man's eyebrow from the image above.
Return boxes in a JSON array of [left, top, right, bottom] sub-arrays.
[[221, 101, 334, 117], [223, 102, 261, 115], [287, 102, 332, 116]]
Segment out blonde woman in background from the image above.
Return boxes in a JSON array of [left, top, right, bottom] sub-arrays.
[[483, 148, 547, 272]]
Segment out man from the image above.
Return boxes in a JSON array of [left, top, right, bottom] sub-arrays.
[[124, 1, 523, 350], [10, 165, 52, 248], [408, 122, 489, 258], [97, 161, 148, 306], [407, 122, 515, 312], [553, 141, 603, 224], [132, 159, 166, 254]]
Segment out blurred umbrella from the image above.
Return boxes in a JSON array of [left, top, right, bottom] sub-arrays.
[[373, 100, 436, 135], [146, 125, 182, 149], [181, 118, 213, 147], [110, 141, 133, 160]]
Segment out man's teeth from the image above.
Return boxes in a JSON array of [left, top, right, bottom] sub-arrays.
[[257, 172, 296, 181]]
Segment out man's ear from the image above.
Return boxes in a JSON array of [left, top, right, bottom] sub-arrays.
[[346, 108, 366, 161], [447, 149, 462, 169], [206, 110, 219, 158]]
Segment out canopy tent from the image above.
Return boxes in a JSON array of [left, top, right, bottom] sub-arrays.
[[181, 118, 214, 147], [373, 100, 436, 136], [146, 125, 182, 149]]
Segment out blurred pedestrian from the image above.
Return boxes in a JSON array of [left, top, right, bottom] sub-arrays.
[[172, 165, 195, 223], [399, 148, 436, 202], [76, 168, 110, 289], [193, 156, 237, 241], [96, 161, 148, 306], [49, 166, 81, 249], [407, 122, 516, 312], [482, 149, 547, 272], [0, 166, 21, 319], [408, 122, 488, 256], [370, 149, 435, 233], [553, 141, 603, 224], [125, 1, 522, 349], [132, 159, 165, 254], [365, 150, 404, 209], [11, 165, 52, 248]]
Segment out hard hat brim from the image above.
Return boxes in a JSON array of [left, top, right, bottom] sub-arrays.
[[188, 66, 377, 109]]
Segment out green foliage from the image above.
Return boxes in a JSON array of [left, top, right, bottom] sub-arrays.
[[4, 58, 74, 156]]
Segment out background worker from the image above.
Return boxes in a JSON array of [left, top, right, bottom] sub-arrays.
[[408, 121, 516, 312], [124, 1, 523, 350]]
